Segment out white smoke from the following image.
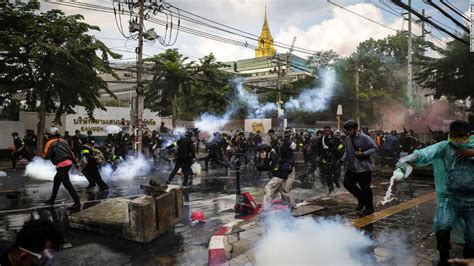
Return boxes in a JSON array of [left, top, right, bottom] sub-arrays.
[[194, 112, 232, 134], [104, 125, 123, 134], [25, 157, 86, 182], [172, 127, 187, 136], [0, 171, 7, 177], [256, 210, 415, 265], [284, 68, 337, 112], [256, 211, 373, 265], [233, 78, 277, 118], [99, 153, 152, 181]]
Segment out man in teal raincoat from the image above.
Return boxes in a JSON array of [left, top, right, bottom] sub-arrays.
[[395, 120, 474, 266]]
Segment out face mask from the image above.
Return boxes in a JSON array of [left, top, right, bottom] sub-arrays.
[[451, 142, 471, 149], [289, 142, 297, 151], [449, 135, 470, 148]]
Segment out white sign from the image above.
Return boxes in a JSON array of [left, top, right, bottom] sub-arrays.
[[65, 106, 161, 136]]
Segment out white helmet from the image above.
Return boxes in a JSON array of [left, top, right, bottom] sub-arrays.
[[47, 127, 60, 137]]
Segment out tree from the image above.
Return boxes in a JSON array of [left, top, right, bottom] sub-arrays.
[[178, 54, 232, 120], [144, 49, 194, 127], [307, 50, 340, 72], [415, 34, 473, 101], [0, 1, 120, 150], [338, 32, 432, 124]]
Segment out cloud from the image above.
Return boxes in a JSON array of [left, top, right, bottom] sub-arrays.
[[38, 0, 466, 62], [274, 3, 403, 57]]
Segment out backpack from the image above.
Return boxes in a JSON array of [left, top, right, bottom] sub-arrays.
[[92, 147, 105, 164], [445, 144, 474, 193]]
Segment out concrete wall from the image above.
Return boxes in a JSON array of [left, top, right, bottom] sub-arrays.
[[65, 106, 161, 136], [0, 121, 24, 149]]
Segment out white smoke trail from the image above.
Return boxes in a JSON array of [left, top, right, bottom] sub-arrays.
[[256, 211, 373, 265], [103, 125, 123, 134], [194, 112, 232, 134], [99, 153, 152, 181], [172, 127, 187, 136], [233, 78, 277, 118], [284, 68, 337, 112], [25, 157, 86, 182]]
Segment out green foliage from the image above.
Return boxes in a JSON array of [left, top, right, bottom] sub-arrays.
[[144, 49, 194, 122], [0, 1, 120, 148], [0, 98, 21, 121], [145, 50, 233, 122], [415, 34, 473, 101], [307, 50, 340, 72], [103, 98, 123, 107]]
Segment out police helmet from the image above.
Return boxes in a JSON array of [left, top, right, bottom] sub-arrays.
[[185, 130, 193, 137]]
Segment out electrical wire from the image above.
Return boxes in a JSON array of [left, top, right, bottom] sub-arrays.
[[327, 0, 398, 32]]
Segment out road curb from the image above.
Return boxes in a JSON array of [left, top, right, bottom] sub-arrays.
[[208, 215, 257, 266]]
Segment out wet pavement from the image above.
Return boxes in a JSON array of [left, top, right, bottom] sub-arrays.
[[0, 159, 455, 265], [224, 173, 465, 266]]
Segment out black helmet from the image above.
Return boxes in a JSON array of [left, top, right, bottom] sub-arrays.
[[343, 120, 358, 130], [185, 130, 193, 137], [284, 128, 294, 137]]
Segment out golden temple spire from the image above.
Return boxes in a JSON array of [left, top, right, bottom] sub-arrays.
[[255, 6, 276, 58]]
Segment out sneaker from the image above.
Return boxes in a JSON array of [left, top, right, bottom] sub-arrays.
[[362, 208, 374, 215], [165, 181, 171, 185], [67, 203, 81, 211], [355, 203, 364, 211]]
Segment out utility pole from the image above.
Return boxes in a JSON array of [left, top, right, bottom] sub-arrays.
[[134, 0, 145, 154], [407, 0, 413, 103], [276, 58, 283, 130], [354, 70, 360, 127], [421, 9, 426, 40]]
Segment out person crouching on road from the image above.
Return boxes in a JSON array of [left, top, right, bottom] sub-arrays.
[[81, 138, 109, 192], [340, 120, 379, 216], [263, 129, 297, 210], [42, 127, 81, 210]]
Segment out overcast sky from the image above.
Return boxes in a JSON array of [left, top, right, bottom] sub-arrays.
[[40, 0, 470, 63]]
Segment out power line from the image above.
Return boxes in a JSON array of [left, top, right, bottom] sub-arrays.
[[425, 0, 469, 33], [391, 0, 469, 45], [49, 1, 319, 56], [326, 0, 398, 32], [443, 0, 470, 21]]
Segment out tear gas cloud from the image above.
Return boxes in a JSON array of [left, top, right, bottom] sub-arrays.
[[194, 69, 337, 133], [233, 78, 277, 118], [172, 127, 187, 136], [195, 112, 232, 134], [284, 69, 337, 112], [256, 210, 415, 265], [104, 125, 123, 134], [99, 153, 152, 181], [25, 155, 152, 182], [25, 157, 85, 182]]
